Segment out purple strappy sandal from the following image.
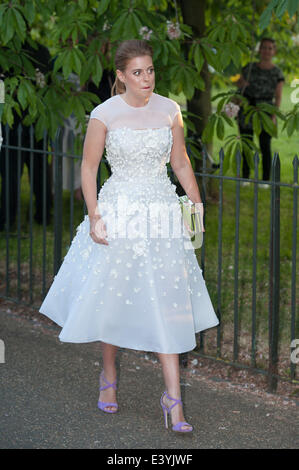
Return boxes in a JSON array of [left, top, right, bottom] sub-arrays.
[[98, 370, 118, 413], [160, 391, 193, 432]]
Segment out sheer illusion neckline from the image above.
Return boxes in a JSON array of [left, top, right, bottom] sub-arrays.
[[107, 125, 171, 133], [117, 93, 153, 109]]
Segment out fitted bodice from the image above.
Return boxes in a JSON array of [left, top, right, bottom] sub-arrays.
[[89, 92, 181, 203], [105, 126, 173, 182]]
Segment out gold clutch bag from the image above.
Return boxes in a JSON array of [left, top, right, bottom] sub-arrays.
[[178, 195, 203, 249]]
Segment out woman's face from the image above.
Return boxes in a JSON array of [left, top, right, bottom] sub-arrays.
[[116, 55, 155, 97], [259, 41, 276, 61]]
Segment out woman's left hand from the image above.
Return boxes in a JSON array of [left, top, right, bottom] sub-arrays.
[[193, 203, 205, 232]]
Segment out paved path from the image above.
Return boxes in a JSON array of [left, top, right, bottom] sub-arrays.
[[0, 310, 298, 449]]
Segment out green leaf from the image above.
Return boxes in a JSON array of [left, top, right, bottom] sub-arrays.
[[287, 0, 299, 17], [17, 82, 27, 110], [219, 26, 226, 43], [275, 0, 288, 18], [220, 44, 232, 69], [253, 112, 261, 136], [231, 143, 238, 175], [92, 55, 103, 87], [216, 117, 225, 140], [12, 8, 26, 39], [97, 0, 110, 16], [231, 23, 239, 42], [167, 40, 179, 58], [235, 142, 242, 167], [62, 50, 73, 79], [21, 0, 35, 25], [80, 55, 94, 84], [72, 96, 86, 120], [78, 0, 87, 11], [53, 51, 67, 75], [183, 117, 196, 133], [194, 44, 204, 73], [216, 97, 227, 114], [287, 115, 296, 136], [202, 115, 216, 143], [7, 77, 19, 95], [230, 46, 241, 68], [222, 144, 231, 175], [72, 49, 82, 75], [0, 5, 7, 24], [188, 142, 202, 160], [0, 103, 4, 121], [131, 12, 143, 35], [4, 103, 14, 127], [62, 26, 73, 42], [207, 24, 220, 42], [221, 112, 235, 127], [3, 9, 14, 44], [243, 143, 255, 169], [260, 112, 277, 137], [201, 43, 219, 70], [35, 114, 48, 141], [259, 5, 273, 30], [71, 28, 78, 43], [161, 42, 169, 66], [152, 41, 162, 61], [110, 12, 128, 41], [100, 160, 111, 186]]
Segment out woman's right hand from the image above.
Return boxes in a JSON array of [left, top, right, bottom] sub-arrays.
[[89, 214, 109, 245]]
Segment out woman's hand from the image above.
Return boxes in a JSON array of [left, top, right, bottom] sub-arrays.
[[89, 214, 109, 245], [236, 75, 250, 90], [193, 203, 205, 232]]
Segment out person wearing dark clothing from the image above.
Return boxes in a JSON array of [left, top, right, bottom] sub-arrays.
[[236, 38, 284, 185], [0, 42, 53, 230]]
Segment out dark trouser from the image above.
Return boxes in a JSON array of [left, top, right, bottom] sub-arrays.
[[239, 127, 272, 180], [0, 125, 53, 229]]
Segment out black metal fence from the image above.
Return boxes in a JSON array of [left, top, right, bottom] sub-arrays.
[[0, 123, 298, 392]]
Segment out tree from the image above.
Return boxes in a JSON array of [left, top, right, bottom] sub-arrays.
[[0, 0, 299, 171]]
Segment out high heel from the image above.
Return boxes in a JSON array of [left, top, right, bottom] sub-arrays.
[[98, 370, 118, 413], [160, 391, 193, 432]]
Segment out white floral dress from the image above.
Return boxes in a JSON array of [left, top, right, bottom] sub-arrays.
[[39, 92, 219, 353]]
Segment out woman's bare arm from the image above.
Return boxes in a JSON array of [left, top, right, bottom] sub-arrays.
[[81, 118, 106, 217], [81, 118, 109, 245], [170, 112, 205, 229]]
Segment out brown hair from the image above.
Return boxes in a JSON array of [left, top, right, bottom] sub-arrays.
[[111, 39, 153, 96], [259, 37, 276, 50]]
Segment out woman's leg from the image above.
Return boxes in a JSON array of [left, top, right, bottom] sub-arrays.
[[157, 353, 192, 431], [99, 342, 118, 411]]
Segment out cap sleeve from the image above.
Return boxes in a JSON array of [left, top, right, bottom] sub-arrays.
[[89, 103, 108, 127], [170, 100, 182, 126]]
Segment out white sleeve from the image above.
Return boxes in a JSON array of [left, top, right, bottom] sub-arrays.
[[88, 94, 182, 131], [168, 99, 182, 126], [90, 103, 108, 127]]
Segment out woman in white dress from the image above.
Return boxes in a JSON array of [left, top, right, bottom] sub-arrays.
[[39, 39, 219, 433]]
